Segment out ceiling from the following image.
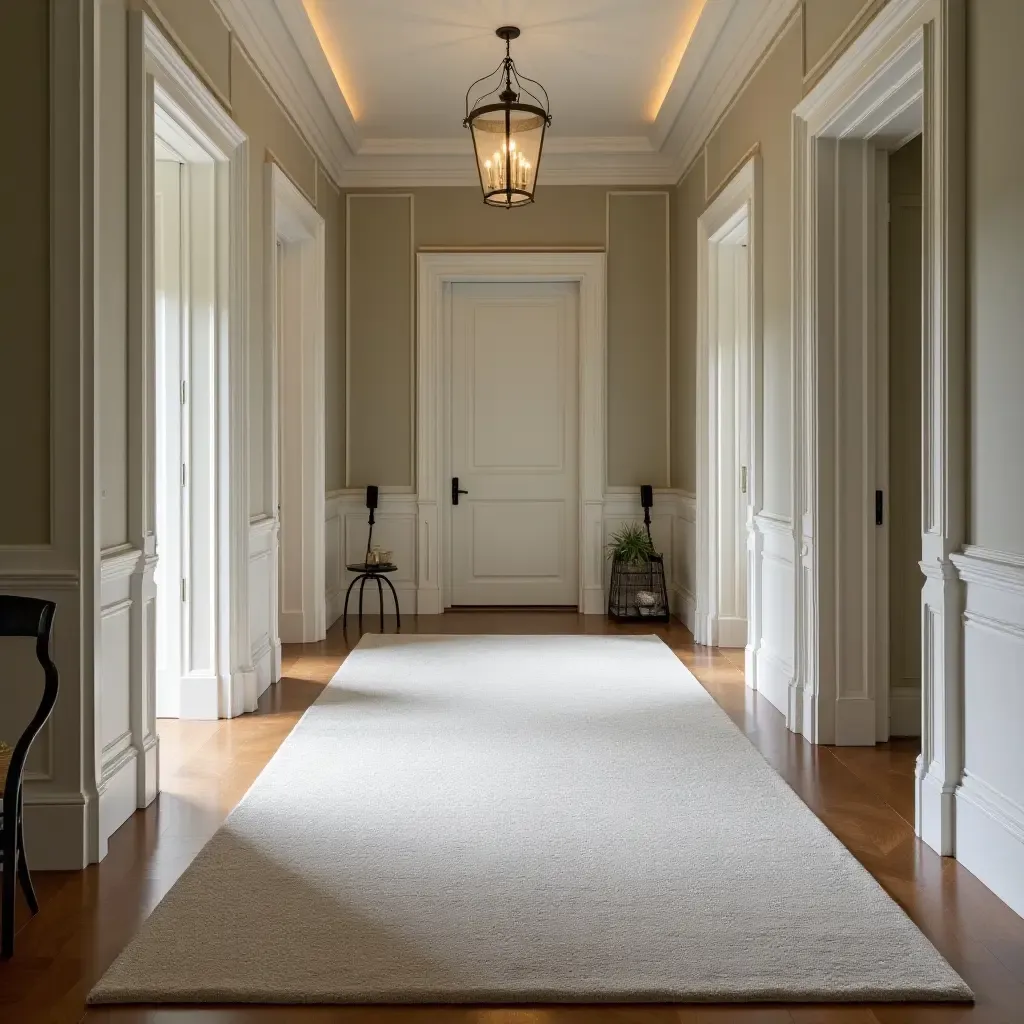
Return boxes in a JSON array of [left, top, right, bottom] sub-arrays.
[[215, 0, 798, 185]]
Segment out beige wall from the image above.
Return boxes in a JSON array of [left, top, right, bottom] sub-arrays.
[[967, 0, 1024, 554], [0, 2, 50, 544], [343, 185, 672, 490], [606, 193, 670, 488], [802, 0, 887, 82], [887, 136, 923, 696], [703, 17, 803, 516]]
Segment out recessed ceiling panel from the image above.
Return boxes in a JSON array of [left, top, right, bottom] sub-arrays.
[[301, 0, 706, 138]]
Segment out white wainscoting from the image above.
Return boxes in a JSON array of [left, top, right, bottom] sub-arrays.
[[248, 515, 280, 697], [326, 491, 419, 622], [98, 545, 143, 853], [753, 513, 797, 724], [949, 545, 1024, 919], [324, 489, 696, 624]]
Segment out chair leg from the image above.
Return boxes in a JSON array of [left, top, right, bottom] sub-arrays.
[[16, 792, 37, 914], [2, 804, 16, 958]]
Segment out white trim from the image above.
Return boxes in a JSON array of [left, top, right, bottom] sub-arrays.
[[207, 0, 798, 188], [266, 163, 327, 647], [417, 253, 606, 615], [792, 0, 965, 855], [344, 193, 416, 490], [129, 11, 253, 727], [695, 156, 761, 665]]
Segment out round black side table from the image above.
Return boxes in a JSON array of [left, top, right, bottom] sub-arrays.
[[343, 563, 401, 631]]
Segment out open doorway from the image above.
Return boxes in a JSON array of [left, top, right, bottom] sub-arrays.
[[885, 135, 923, 741], [695, 156, 760, 677], [265, 164, 326, 650]]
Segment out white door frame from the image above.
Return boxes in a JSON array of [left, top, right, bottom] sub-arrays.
[[792, 0, 964, 853], [265, 164, 326, 646], [695, 156, 762, 665], [128, 12, 254, 721], [417, 252, 606, 615]]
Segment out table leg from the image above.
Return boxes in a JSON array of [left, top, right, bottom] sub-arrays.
[[342, 575, 361, 626], [358, 575, 367, 625], [382, 574, 401, 629], [376, 576, 384, 632]]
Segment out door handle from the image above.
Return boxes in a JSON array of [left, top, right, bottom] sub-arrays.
[[452, 477, 469, 505]]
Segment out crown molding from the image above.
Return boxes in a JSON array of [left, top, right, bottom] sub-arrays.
[[666, 0, 799, 182], [213, 0, 799, 188], [211, 0, 352, 184]]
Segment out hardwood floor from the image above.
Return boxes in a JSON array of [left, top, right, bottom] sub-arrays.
[[2, 613, 1022, 1023]]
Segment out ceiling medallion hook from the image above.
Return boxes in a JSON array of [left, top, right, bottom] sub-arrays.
[[463, 26, 552, 209]]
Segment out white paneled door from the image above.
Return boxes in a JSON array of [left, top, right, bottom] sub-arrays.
[[450, 282, 579, 606]]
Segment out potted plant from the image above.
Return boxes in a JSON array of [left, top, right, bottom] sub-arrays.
[[606, 522, 669, 622]]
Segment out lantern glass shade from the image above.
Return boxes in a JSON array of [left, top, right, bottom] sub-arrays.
[[464, 27, 551, 209], [468, 105, 547, 207]]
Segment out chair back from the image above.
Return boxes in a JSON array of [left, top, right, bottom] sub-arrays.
[[0, 597, 58, 808]]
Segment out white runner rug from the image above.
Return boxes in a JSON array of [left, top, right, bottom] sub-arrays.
[[91, 634, 970, 1004]]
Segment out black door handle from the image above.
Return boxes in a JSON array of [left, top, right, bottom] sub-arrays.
[[452, 477, 469, 505]]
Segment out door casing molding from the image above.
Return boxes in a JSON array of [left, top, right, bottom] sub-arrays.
[[695, 156, 762, 665], [417, 252, 607, 614], [265, 162, 326, 649], [128, 10, 253, 722], [792, 0, 965, 854]]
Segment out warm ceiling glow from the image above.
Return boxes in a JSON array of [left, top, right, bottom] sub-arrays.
[[302, 0, 361, 121], [647, 0, 707, 122]]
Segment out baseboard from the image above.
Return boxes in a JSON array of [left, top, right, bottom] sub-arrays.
[[715, 615, 747, 649], [179, 673, 221, 720], [416, 586, 443, 615], [755, 647, 793, 718], [890, 683, 922, 737], [253, 638, 274, 698], [279, 609, 313, 644], [956, 772, 1024, 918], [835, 696, 878, 746], [99, 746, 139, 850], [582, 585, 605, 616], [671, 585, 696, 633], [22, 791, 91, 870], [137, 733, 159, 808], [917, 765, 955, 855]]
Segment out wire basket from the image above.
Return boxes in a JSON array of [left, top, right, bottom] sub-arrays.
[[608, 553, 670, 622]]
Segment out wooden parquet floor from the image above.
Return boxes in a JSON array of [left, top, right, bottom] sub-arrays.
[[1, 613, 1022, 1023]]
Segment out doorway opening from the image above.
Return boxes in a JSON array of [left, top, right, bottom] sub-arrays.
[[150, 117, 224, 720], [265, 164, 326, 650], [884, 135, 923, 743], [695, 156, 760, 676]]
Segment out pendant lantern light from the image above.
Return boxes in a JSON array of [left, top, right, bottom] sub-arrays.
[[464, 27, 552, 208]]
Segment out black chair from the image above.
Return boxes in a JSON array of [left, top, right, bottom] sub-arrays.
[[0, 596, 58, 959]]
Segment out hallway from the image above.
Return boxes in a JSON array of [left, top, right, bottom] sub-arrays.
[[1, 616, 1021, 1022]]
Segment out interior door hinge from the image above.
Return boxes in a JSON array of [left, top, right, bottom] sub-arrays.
[[181, 463, 187, 488], [181, 578, 187, 602], [181, 380, 187, 405], [740, 466, 748, 494], [875, 489, 884, 526]]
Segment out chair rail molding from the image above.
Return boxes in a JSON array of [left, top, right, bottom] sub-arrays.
[[792, 0, 966, 859]]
